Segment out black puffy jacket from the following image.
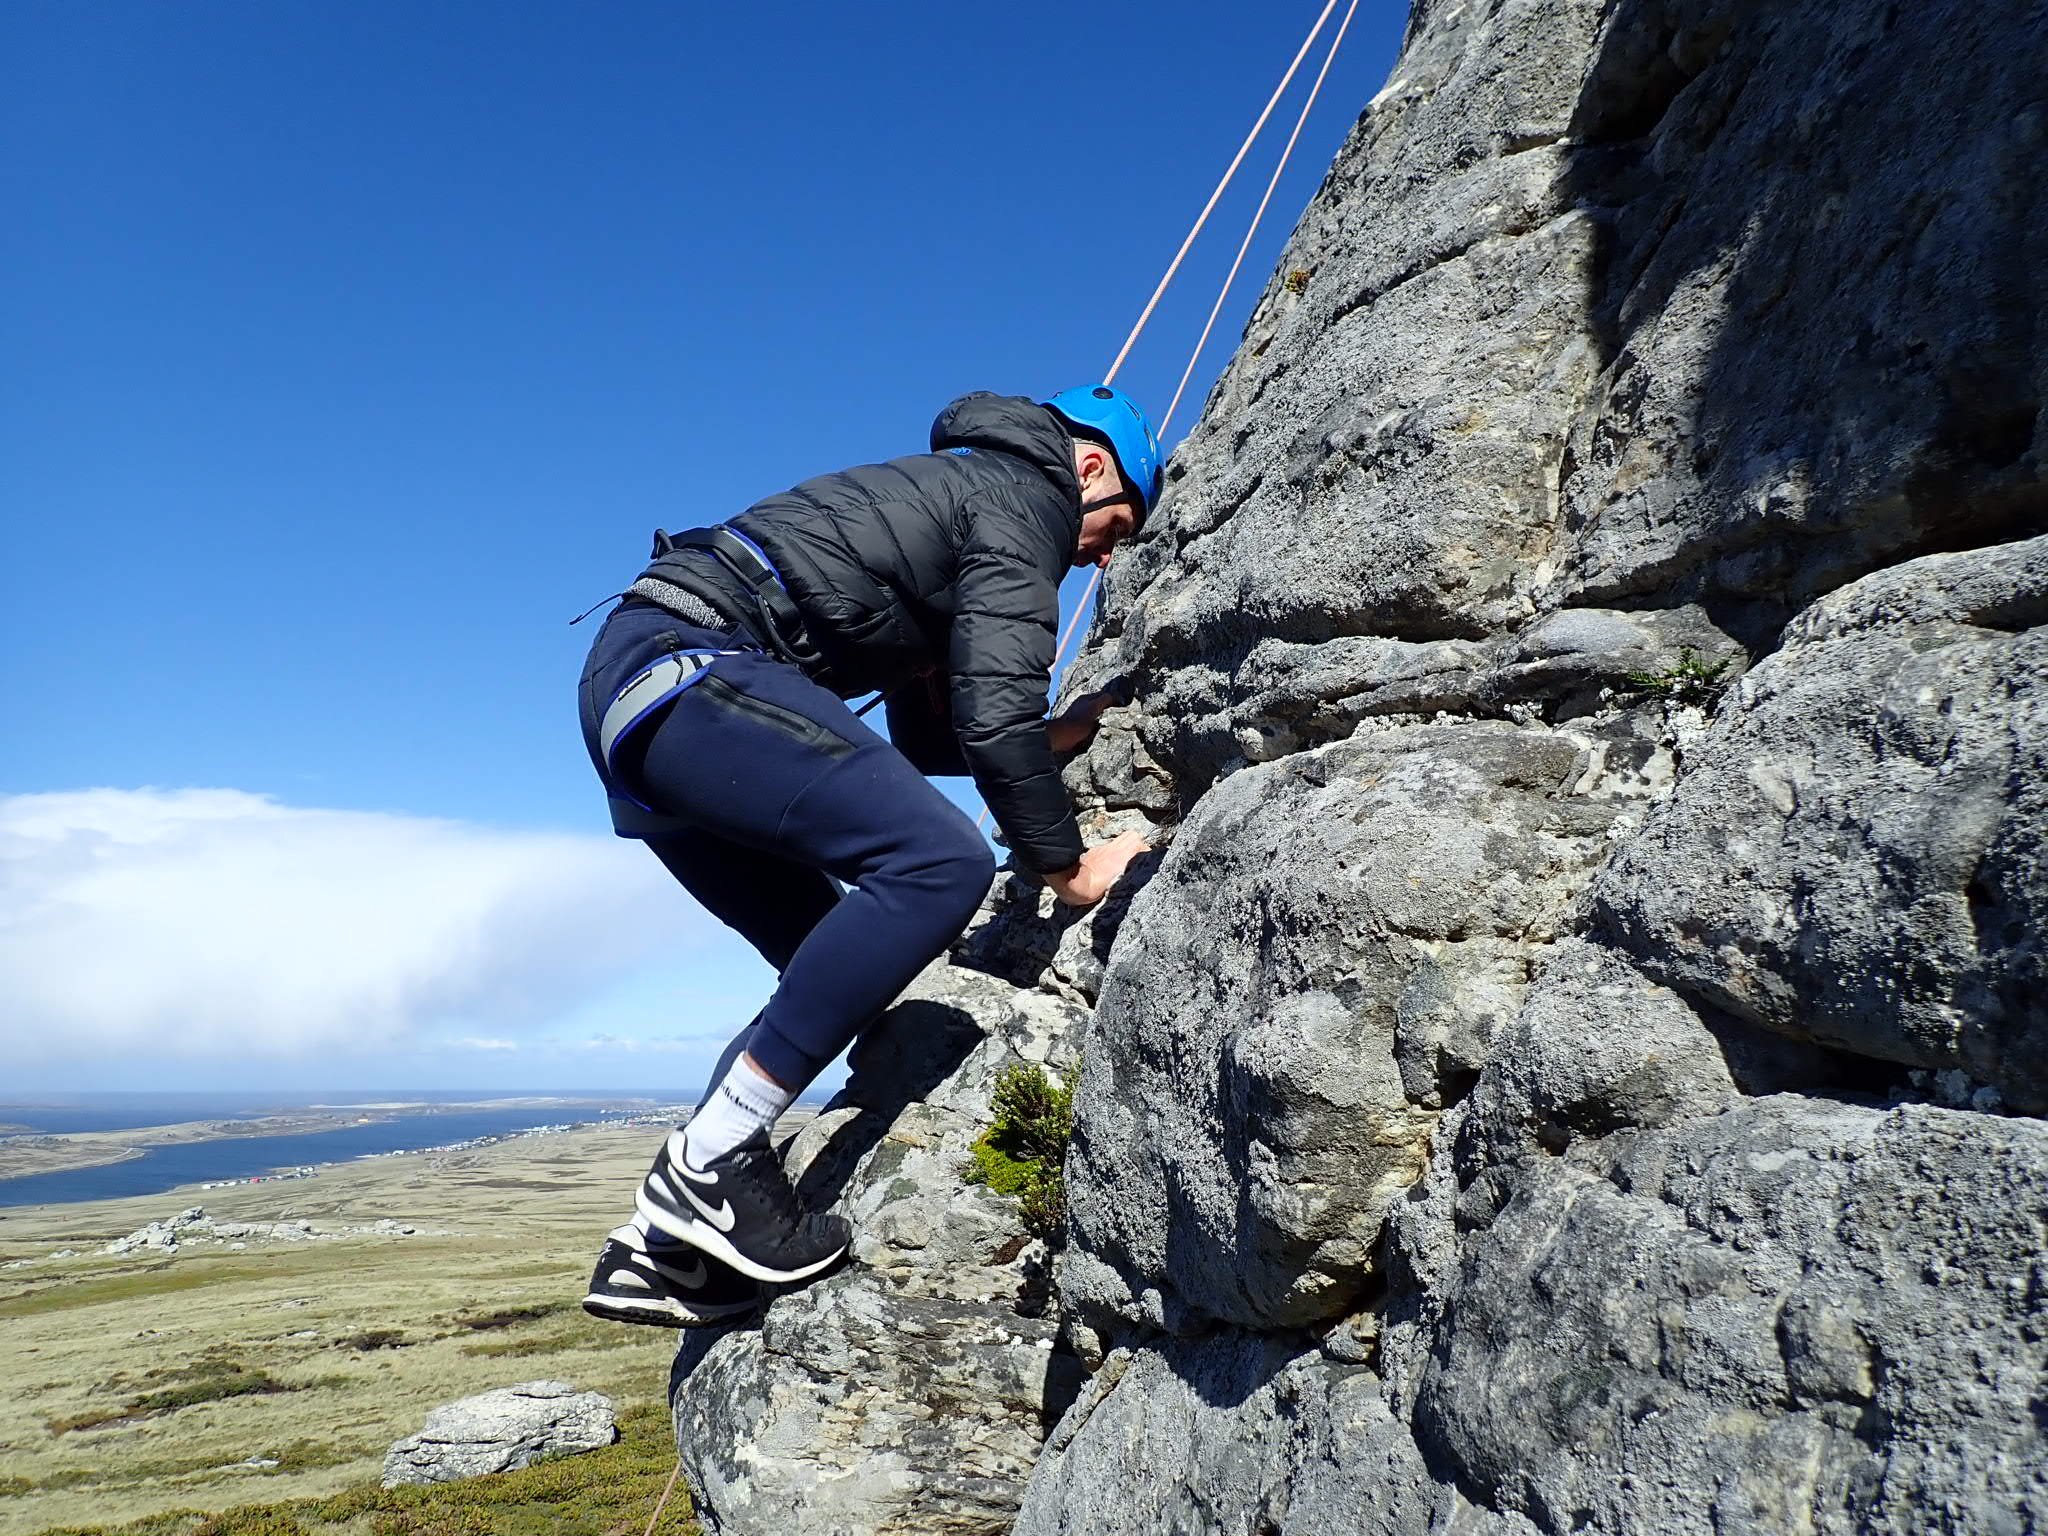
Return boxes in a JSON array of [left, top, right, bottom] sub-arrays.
[[645, 393, 1085, 874]]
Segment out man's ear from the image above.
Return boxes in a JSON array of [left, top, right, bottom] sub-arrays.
[[1077, 445, 1111, 490]]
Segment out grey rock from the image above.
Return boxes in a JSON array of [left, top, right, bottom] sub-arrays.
[[1064, 720, 1623, 1338], [1455, 939, 1740, 1172], [1147, 634, 1498, 791], [674, 1273, 1078, 1536], [1397, 1096, 2048, 1534], [1017, 1337, 1447, 1536], [382, 1380, 615, 1487], [1484, 604, 1746, 718], [1550, 0, 2047, 640], [1589, 538, 2048, 1109], [671, 958, 1093, 1535], [1782, 534, 2048, 646]]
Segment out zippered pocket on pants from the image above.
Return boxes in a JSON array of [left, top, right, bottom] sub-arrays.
[[694, 674, 856, 762]]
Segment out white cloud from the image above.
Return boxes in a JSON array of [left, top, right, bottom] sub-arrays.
[[0, 788, 718, 1070]]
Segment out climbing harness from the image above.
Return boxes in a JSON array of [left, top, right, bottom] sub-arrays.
[[643, 524, 828, 677], [598, 648, 740, 797], [599, 523, 838, 799]]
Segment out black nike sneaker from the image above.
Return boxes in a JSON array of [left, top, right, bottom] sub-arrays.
[[634, 1128, 850, 1284], [581, 1223, 762, 1327]]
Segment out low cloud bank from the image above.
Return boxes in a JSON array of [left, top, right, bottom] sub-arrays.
[[0, 788, 707, 1069]]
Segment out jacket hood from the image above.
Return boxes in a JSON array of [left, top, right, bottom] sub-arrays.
[[930, 393, 1080, 509]]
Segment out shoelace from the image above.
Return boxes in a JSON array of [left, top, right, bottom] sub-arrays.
[[728, 1139, 808, 1231]]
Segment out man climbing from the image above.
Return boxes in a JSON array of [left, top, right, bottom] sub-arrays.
[[575, 387, 1161, 1326]]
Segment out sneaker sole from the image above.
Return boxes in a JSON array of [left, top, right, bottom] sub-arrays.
[[581, 1290, 760, 1329], [634, 1187, 849, 1285]]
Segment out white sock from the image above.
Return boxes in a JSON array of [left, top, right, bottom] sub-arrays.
[[679, 1055, 795, 1170]]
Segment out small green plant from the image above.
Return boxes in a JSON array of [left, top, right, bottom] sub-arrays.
[[1284, 267, 1312, 294], [965, 1064, 1076, 1244], [1624, 647, 1732, 707]]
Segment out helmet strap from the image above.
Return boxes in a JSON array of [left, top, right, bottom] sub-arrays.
[[1080, 490, 1144, 517]]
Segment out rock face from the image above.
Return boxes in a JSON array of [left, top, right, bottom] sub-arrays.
[[671, 0, 2047, 1530], [383, 1380, 615, 1487], [669, 959, 1094, 1535]]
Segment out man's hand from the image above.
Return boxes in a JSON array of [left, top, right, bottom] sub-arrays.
[[1047, 689, 1125, 755], [1043, 830, 1152, 908]]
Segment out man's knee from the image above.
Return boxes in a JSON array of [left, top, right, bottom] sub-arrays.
[[924, 827, 996, 927]]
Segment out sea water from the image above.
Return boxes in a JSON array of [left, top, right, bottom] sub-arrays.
[[0, 1092, 681, 1208]]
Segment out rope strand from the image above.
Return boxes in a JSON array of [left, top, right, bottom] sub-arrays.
[[974, 0, 1358, 835], [1160, 0, 1362, 436], [1101, 0, 1342, 387], [644, 1455, 684, 1536]]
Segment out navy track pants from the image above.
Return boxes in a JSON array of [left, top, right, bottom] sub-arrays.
[[577, 600, 995, 1096]]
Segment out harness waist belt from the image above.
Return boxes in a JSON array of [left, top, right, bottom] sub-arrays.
[[598, 649, 738, 783], [627, 576, 731, 631], [665, 526, 826, 678]]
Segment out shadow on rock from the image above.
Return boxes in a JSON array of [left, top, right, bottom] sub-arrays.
[[1557, 0, 2047, 646], [793, 998, 982, 1210]]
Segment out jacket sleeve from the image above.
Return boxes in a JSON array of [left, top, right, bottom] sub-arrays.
[[948, 490, 1086, 875], [884, 673, 971, 777]]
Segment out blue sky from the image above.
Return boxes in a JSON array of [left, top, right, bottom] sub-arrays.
[[0, 1, 1403, 1095]]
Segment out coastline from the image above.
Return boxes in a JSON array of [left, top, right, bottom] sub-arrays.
[[0, 1113, 390, 1182], [0, 1096, 674, 1189]]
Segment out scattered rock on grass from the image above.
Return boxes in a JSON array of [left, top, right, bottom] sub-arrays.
[[383, 1380, 616, 1487]]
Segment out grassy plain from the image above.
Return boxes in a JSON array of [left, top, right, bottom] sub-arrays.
[[0, 1120, 736, 1535]]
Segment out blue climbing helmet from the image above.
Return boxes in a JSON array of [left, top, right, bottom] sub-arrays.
[[1044, 384, 1165, 521]]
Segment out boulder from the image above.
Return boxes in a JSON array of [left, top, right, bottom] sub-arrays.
[[1589, 537, 2048, 1110], [1016, 1336, 1442, 1536], [382, 1380, 615, 1487], [1064, 719, 1626, 1339], [1391, 1094, 2048, 1533]]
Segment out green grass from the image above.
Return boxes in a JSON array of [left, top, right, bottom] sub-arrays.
[[1624, 647, 1733, 707], [0, 1249, 360, 1321], [32, 1404, 697, 1536], [49, 1359, 298, 1433], [964, 1063, 1076, 1244]]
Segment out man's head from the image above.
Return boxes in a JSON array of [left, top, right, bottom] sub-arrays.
[[1070, 440, 1138, 568], [1044, 385, 1164, 569]]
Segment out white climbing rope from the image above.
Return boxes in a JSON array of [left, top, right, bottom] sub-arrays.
[[1158, 0, 1364, 437], [1101, 0, 1345, 389], [974, 0, 1362, 835]]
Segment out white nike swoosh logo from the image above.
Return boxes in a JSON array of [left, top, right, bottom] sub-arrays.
[[680, 1181, 736, 1232]]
